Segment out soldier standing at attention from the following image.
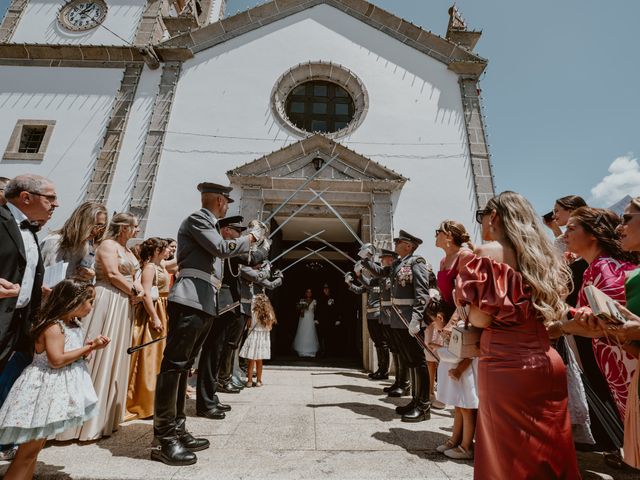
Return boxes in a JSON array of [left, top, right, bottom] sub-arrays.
[[362, 231, 433, 422], [152, 183, 262, 466]]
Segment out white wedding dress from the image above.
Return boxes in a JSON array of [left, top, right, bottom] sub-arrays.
[[293, 299, 320, 357]]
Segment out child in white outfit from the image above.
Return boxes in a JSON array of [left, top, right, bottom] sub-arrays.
[[0, 279, 110, 479]]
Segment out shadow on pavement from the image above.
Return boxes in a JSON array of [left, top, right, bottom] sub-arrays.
[[371, 428, 451, 458], [314, 384, 385, 396], [309, 401, 399, 422], [0, 460, 73, 479]]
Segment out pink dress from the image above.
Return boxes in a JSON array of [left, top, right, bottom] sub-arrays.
[[577, 256, 638, 419]]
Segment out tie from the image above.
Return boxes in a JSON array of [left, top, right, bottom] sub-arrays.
[[20, 219, 41, 233]]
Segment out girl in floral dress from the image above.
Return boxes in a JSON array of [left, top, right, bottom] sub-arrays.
[[0, 279, 109, 479]]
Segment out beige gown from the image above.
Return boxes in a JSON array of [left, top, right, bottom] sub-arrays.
[[57, 249, 139, 441]]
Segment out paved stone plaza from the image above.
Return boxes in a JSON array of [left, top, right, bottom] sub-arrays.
[[0, 366, 634, 479]]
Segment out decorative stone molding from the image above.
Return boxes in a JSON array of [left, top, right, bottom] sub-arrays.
[[2, 119, 56, 162], [0, 0, 28, 42], [159, 0, 487, 76], [271, 61, 369, 139]]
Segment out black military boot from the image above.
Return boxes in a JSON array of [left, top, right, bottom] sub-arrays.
[[388, 358, 411, 398], [176, 371, 211, 450], [383, 353, 401, 393], [401, 366, 431, 423], [396, 367, 416, 414], [218, 347, 242, 393], [151, 371, 197, 466], [371, 346, 390, 380]]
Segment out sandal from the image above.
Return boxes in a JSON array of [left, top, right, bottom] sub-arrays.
[[444, 446, 473, 460], [245, 380, 253, 388], [436, 439, 457, 453], [255, 381, 263, 387]]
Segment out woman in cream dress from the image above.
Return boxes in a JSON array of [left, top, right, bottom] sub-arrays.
[[58, 213, 143, 441]]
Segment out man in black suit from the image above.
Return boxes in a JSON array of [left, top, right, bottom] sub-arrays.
[[0, 174, 58, 460]]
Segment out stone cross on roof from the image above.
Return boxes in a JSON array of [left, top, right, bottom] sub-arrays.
[[448, 4, 467, 31]]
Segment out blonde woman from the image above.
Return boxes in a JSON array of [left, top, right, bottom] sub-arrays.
[[126, 237, 171, 419], [40, 201, 108, 282], [58, 213, 143, 441], [456, 191, 580, 479]]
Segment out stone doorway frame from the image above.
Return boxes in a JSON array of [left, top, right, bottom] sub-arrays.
[[227, 134, 407, 370]]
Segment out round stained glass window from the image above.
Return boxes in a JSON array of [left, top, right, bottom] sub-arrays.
[[284, 81, 355, 134]]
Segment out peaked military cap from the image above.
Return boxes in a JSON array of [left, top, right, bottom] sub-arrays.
[[393, 229, 423, 246], [197, 182, 234, 203], [379, 248, 398, 258], [218, 215, 246, 231]]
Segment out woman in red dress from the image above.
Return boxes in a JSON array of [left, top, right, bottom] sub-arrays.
[[456, 191, 580, 480]]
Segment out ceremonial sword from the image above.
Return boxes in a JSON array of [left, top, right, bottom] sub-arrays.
[[263, 153, 340, 224], [308, 188, 364, 246], [270, 230, 326, 264], [280, 247, 326, 274], [303, 231, 356, 263], [269, 187, 330, 239], [305, 247, 347, 276]]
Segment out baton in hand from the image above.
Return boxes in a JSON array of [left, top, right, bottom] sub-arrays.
[[127, 335, 167, 355]]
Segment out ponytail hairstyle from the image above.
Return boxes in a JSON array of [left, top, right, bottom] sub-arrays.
[[32, 279, 95, 339], [104, 212, 137, 241], [555, 195, 587, 212], [569, 207, 639, 264], [139, 237, 168, 265], [485, 191, 572, 325], [438, 220, 473, 249]]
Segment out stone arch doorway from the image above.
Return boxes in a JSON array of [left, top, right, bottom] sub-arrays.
[[227, 134, 406, 369]]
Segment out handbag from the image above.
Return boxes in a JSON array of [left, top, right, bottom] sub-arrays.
[[447, 306, 481, 358]]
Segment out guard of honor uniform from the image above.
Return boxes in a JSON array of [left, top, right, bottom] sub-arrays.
[[362, 230, 435, 422]]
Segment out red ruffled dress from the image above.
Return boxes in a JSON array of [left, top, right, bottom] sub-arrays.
[[455, 252, 580, 480]]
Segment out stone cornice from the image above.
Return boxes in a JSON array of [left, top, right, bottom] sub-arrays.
[[0, 43, 192, 68], [159, 0, 487, 77]]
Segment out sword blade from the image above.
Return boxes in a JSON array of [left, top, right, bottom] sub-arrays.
[[127, 335, 167, 355], [305, 247, 347, 275], [270, 230, 326, 264], [303, 231, 356, 263], [268, 187, 330, 239], [280, 247, 326, 274], [309, 188, 363, 246], [263, 153, 339, 224]]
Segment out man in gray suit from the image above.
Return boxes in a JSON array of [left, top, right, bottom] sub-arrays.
[[152, 182, 262, 466]]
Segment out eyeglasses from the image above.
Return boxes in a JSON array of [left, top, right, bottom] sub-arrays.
[[621, 213, 640, 225], [475, 209, 488, 224], [28, 191, 57, 203], [435, 229, 444, 237]]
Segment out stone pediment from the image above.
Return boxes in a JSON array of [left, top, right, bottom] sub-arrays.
[[227, 134, 406, 193], [159, 0, 487, 77]]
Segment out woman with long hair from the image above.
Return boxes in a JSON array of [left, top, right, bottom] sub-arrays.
[[57, 213, 143, 441], [559, 207, 638, 421], [126, 237, 171, 419], [40, 201, 108, 282], [456, 191, 580, 479]]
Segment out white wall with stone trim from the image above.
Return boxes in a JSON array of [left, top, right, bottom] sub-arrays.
[[0, 66, 123, 231], [106, 66, 163, 215], [10, 0, 146, 46], [146, 3, 478, 263]]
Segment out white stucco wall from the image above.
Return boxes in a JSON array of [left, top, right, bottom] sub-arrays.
[[147, 4, 478, 264], [106, 66, 162, 214], [10, 0, 146, 45], [0, 66, 123, 232]]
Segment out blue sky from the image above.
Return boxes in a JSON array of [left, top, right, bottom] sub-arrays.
[[2, 0, 639, 213]]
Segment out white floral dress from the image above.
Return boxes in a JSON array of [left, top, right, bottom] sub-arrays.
[[0, 320, 97, 444]]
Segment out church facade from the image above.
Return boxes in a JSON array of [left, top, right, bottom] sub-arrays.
[[0, 0, 494, 365]]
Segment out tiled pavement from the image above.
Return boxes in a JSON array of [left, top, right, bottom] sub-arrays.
[[0, 366, 634, 479]]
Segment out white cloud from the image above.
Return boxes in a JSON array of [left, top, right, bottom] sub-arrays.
[[590, 154, 640, 207]]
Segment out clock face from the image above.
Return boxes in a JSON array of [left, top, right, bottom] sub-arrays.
[[59, 0, 108, 31]]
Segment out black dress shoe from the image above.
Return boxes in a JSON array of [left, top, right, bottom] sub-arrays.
[[368, 370, 378, 379], [387, 386, 410, 398], [219, 383, 241, 394], [196, 408, 226, 420], [178, 432, 210, 452], [383, 383, 398, 393], [395, 400, 416, 415], [215, 403, 232, 412], [151, 438, 197, 466], [370, 372, 389, 380], [401, 406, 431, 423]]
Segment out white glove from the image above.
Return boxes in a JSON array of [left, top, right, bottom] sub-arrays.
[[248, 219, 268, 244], [408, 319, 421, 335], [335, 321, 341, 326], [354, 261, 364, 276], [344, 272, 354, 284], [357, 243, 375, 259]]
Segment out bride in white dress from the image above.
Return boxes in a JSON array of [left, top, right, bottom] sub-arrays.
[[293, 288, 320, 357]]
